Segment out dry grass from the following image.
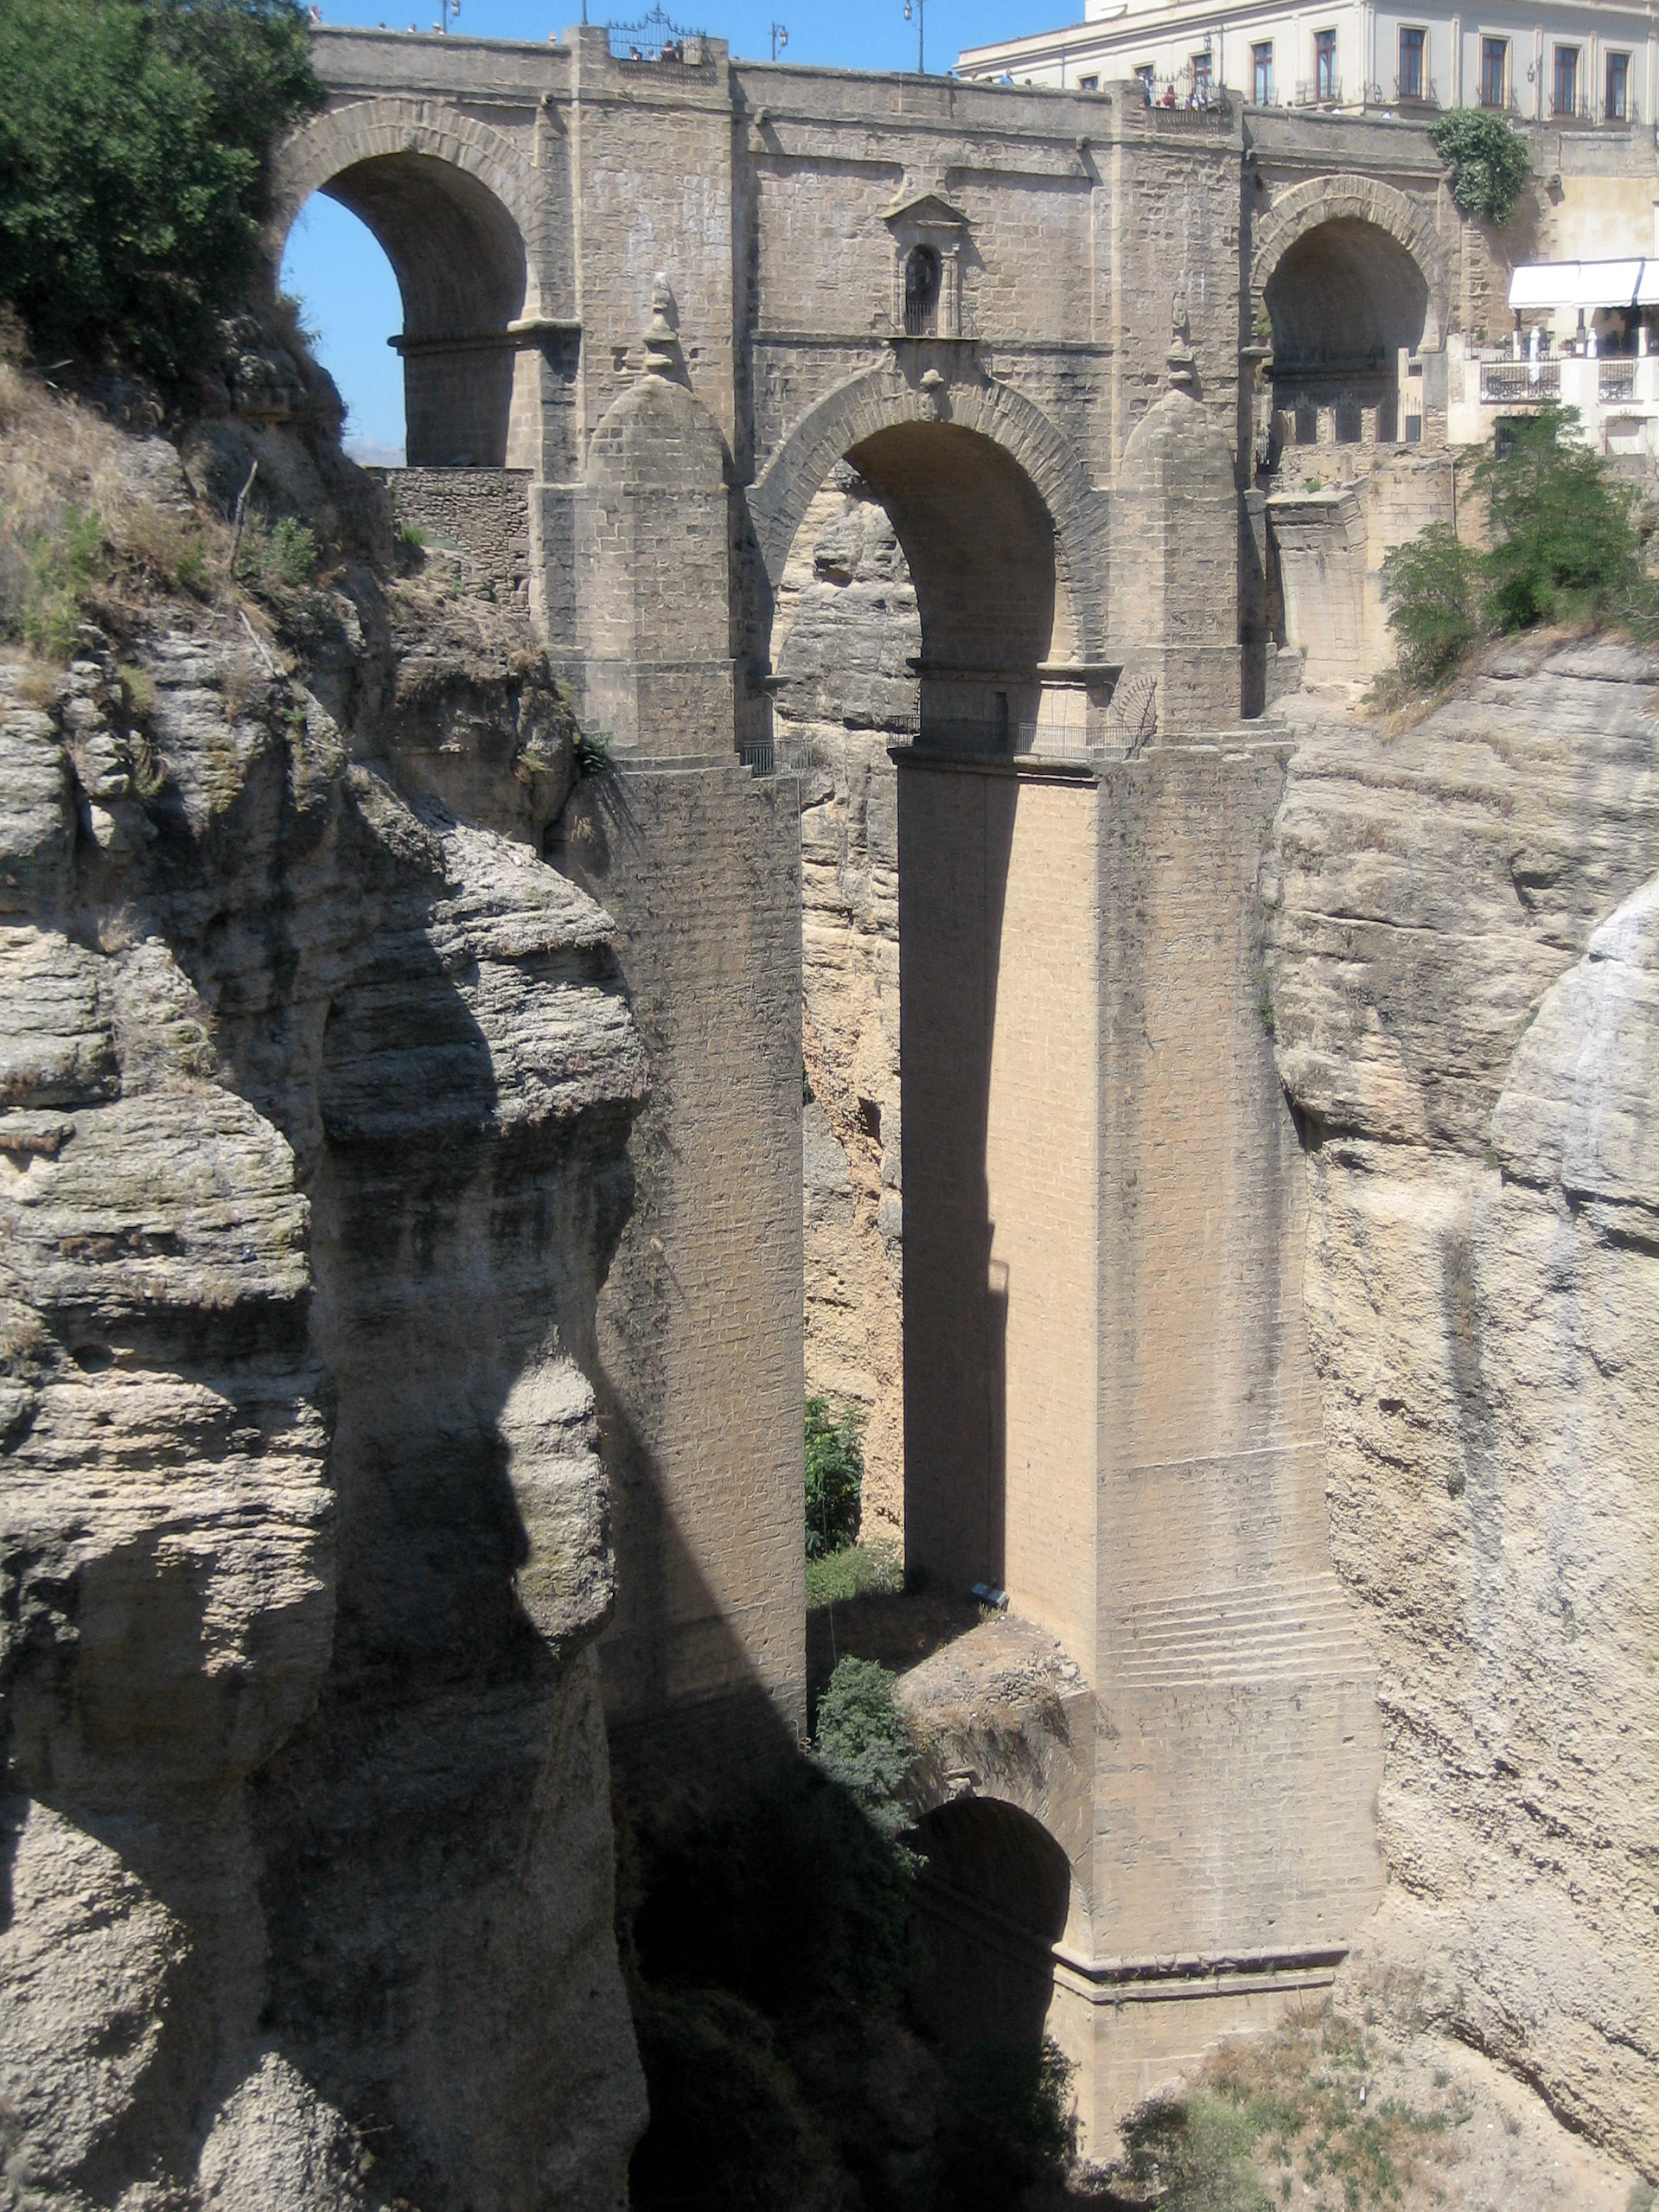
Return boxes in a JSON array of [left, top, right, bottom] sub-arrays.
[[0, 360, 341, 673], [0, 361, 233, 662], [1109, 2004, 1470, 2212]]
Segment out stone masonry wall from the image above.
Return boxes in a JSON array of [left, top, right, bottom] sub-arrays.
[[373, 465, 533, 608]]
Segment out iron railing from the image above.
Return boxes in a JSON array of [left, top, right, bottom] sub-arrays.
[[1393, 74, 1439, 105], [608, 6, 705, 61], [1599, 357, 1637, 400], [1481, 359, 1561, 401], [1293, 76, 1343, 105], [899, 699, 1094, 758]]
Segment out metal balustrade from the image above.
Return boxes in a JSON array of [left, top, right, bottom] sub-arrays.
[[1480, 359, 1560, 402], [1599, 358, 1637, 400], [608, 6, 705, 61]]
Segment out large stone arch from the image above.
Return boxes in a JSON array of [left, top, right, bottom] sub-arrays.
[[1250, 172, 1445, 349], [750, 362, 1103, 667], [270, 97, 551, 312], [270, 98, 566, 470]]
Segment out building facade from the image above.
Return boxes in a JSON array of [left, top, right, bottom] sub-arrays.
[[959, 0, 1657, 129]]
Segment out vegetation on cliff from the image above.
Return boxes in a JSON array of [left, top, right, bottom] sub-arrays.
[[1379, 406, 1657, 688], [0, 0, 322, 380], [1428, 111, 1530, 229], [807, 1390, 867, 1557]]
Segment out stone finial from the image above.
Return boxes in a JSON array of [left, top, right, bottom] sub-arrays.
[[1165, 297, 1198, 395], [642, 272, 685, 379], [1165, 336, 1199, 394]]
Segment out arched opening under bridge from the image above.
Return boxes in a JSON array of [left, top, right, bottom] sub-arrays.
[[767, 404, 1103, 1627], [907, 1796, 1075, 2050], [283, 150, 537, 469], [1265, 217, 1431, 449]]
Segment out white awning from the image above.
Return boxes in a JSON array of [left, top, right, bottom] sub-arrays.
[[1509, 259, 1659, 311]]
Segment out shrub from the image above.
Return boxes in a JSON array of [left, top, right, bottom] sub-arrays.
[[573, 725, 611, 777], [1121, 2091, 1273, 2210], [935, 2036, 1078, 2209], [812, 1656, 914, 1833], [805, 1392, 863, 1557], [1473, 404, 1648, 632], [805, 1537, 904, 1608], [235, 509, 317, 591], [0, 0, 324, 382], [9, 499, 101, 658], [1429, 111, 1530, 227], [1379, 406, 1659, 693], [1379, 521, 1481, 682]]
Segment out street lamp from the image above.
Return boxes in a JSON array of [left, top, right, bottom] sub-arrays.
[[903, 0, 924, 74], [770, 20, 788, 60]]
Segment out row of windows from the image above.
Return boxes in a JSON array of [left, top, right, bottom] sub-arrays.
[[1124, 28, 1633, 116]]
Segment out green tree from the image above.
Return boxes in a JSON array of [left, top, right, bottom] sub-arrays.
[[812, 1656, 914, 1833], [804, 1392, 863, 1557], [1379, 521, 1480, 681], [0, 0, 323, 380], [1429, 110, 1531, 227], [1473, 403, 1645, 630], [1380, 406, 1658, 690]]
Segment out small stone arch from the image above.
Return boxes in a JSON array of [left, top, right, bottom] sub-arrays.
[[1249, 172, 1445, 350], [750, 363, 1102, 667]]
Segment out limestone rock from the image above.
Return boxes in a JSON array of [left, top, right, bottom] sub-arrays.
[[774, 475, 913, 1528], [0, 534, 648, 2203], [1267, 655, 1659, 2172]]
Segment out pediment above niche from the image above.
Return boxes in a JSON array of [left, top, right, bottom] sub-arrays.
[[884, 189, 970, 233]]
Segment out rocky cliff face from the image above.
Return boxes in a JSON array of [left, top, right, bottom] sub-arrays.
[[1266, 641, 1659, 2175], [0, 404, 648, 2207], [774, 469, 915, 1533]]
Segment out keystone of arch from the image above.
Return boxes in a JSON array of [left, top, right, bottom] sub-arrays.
[[268, 96, 550, 312], [1250, 171, 1445, 348], [749, 363, 1104, 663]]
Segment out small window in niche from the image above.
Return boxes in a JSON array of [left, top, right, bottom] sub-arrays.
[[1079, 73, 1099, 89], [904, 244, 941, 336]]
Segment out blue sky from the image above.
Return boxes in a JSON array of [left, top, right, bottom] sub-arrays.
[[278, 0, 1074, 453]]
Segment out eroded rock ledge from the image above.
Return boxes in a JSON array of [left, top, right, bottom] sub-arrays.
[[0, 556, 648, 2207], [1266, 641, 1659, 2172]]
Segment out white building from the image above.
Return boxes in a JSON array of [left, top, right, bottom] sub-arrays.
[[958, 0, 1656, 128]]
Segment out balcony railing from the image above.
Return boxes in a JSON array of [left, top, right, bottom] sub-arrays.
[[1481, 359, 1561, 401], [608, 5, 706, 61], [1549, 88, 1592, 120], [1393, 74, 1439, 105], [1600, 96, 1639, 124], [1599, 357, 1637, 400], [1293, 76, 1343, 105]]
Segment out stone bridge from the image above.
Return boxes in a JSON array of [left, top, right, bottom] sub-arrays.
[[269, 28, 1503, 2144]]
